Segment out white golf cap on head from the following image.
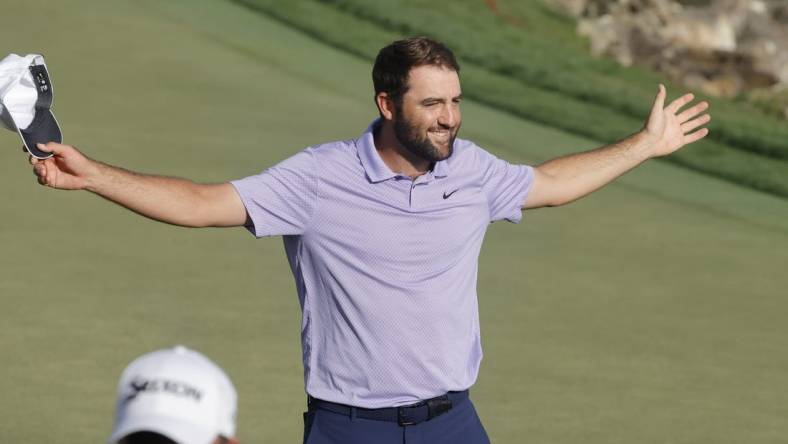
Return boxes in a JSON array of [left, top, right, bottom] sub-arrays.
[[0, 53, 62, 159], [109, 346, 238, 444]]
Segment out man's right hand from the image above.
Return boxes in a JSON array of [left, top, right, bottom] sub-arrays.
[[30, 142, 97, 190]]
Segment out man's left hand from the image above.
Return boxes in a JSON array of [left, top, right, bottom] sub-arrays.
[[643, 84, 711, 158]]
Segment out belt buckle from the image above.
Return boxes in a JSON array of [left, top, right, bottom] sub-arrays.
[[397, 406, 418, 426]]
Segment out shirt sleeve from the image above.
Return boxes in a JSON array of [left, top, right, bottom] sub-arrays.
[[479, 150, 534, 224], [230, 148, 319, 237]]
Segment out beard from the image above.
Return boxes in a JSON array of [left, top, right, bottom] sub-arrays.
[[393, 112, 458, 163]]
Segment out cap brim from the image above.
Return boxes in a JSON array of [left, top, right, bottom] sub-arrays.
[[17, 107, 61, 159]]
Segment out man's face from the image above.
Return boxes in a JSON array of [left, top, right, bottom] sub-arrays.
[[392, 65, 462, 162]]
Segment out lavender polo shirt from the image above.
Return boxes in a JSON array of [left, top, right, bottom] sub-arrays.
[[231, 121, 534, 408]]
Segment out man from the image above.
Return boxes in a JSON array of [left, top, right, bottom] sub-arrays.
[[109, 346, 239, 444], [29, 37, 709, 443]]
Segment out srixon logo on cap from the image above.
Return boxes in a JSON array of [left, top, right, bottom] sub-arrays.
[[123, 377, 203, 404], [29, 65, 52, 102], [32, 67, 50, 93]]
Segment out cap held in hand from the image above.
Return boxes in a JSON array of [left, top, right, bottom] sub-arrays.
[[0, 53, 62, 159]]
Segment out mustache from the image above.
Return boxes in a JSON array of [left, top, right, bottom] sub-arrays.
[[428, 124, 456, 131]]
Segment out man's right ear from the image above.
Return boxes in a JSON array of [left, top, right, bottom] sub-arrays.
[[375, 92, 396, 121]]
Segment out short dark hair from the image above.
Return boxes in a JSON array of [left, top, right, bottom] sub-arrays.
[[119, 432, 176, 444], [372, 37, 460, 104], [119, 431, 231, 444]]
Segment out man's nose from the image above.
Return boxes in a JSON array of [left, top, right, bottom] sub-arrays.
[[438, 105, 457, 128]]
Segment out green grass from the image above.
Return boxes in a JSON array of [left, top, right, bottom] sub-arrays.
[[1, 1, 787, 443], [233, 0, 788, 199]]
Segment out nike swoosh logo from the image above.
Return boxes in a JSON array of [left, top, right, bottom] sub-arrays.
[[443, 189, 459, 199]]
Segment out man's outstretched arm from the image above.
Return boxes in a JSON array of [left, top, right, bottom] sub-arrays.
[[523, 85, 710, 209], [29, 142, 247, 228]]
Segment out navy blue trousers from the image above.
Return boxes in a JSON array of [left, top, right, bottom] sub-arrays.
[[302, 396, 490, 444]]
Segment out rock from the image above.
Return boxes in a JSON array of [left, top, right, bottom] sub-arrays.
[[555, 0, 788, 102]]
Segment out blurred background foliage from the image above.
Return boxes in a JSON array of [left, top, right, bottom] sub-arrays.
[[236, 0, 788, 198]]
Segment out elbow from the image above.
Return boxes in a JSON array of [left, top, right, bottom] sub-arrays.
[[185, 183, 244, 228], [525, 192, 577, 209], [182, 219, 212, 229], [183, 205, 225, 228], [161, 214, 211, 228], [550, 194, 578, 207], [178, 188, 219, 228], [528, 168, 566, 208], [528, 169, 583, 208]]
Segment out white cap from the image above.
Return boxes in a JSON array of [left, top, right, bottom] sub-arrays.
[[0, 53, 61, 159], [109, 346, 238, 444]]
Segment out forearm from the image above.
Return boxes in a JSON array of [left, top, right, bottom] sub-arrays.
[[30, 142, 247, 227], [527, 131, 653, 208], [85, 161, 237, 227], [523, 86, 710, 209]]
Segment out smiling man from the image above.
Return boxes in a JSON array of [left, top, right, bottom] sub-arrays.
[[28, 37, 710, 444]]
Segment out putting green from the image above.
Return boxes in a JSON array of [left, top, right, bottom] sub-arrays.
[[0, 1, 786, 443]]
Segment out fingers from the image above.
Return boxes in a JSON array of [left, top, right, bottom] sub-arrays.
[[37, 171, 48, 186], [33, 161, 47, 185], [676, 101, 709, 123], [32, 158, 58, 187], [681, 113, 711, 133], [36, 142, 55, 153], [666, 92, 695, 114], [35, 141, 68, 155], [651, 84, 666, 116], [684, 127, 710, 145]]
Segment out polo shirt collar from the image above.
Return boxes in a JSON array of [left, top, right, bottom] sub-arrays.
[[358, 120, 396, 183], [357, 119, 451, 183]]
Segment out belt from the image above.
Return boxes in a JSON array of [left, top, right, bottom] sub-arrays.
[[308, 390, 469, 426]]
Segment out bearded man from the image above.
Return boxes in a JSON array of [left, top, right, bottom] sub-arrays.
[[28, 37, 710, 444]]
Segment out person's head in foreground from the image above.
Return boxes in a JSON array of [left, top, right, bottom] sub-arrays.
[[109, 345, 238, 444]]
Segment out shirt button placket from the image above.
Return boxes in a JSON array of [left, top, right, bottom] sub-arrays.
[[410, 175, 432, 208]]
